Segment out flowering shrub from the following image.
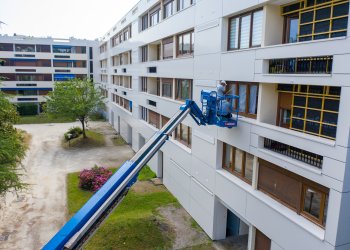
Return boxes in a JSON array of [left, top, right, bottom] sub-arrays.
[[79, 166, 113, 192]]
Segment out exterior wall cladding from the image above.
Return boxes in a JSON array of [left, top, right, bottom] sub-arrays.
[[100, 0, 350, 249], [0, 35, 99, 114]]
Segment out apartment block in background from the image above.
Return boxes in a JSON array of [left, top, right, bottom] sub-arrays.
[[0, 35, 99, 115]]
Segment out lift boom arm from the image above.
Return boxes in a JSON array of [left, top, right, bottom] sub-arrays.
[[43, 100, 208, 250]]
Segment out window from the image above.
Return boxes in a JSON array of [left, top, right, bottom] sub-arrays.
[[15, 44, 35, 52], [228, 9, 263, 50], [1, 73, 52, 81], [150, 7, 161, 26], [177, 30, 194, 56], [226, 82, 259, 118], [163, 37, 173, 59], [174, 123, 192, 148], [141, 45, 148, 62], [36, 44, 51, 53], [141, 13, 149, 31], [282, 0, 349, 42], [175, 79, 192, 101], [222, 143, 253, 183], [141, 106, 148, 121], [177, 0, 193, 11], [100, 43, 107, 53], [0, 43, 13, 51], [141, 77, 148, 92], [164, 0, 175, 18], [277, 84, 341, 140], [53, 45, 72, 53], [161, 115, 170, 127], [149, 110, 160, 128], [17, 89, 38, 96], [258, 159, 329, 227], [255, 230, 271, 250], [284, 14, 299, 43], [161, 78, 173, 98]]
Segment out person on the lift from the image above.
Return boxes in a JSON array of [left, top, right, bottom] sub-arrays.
[[216, 80, 232, 119]]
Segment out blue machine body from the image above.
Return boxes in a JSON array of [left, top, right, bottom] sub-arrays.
[[199, 90, 239, 128], [43, 93, 239, 250]]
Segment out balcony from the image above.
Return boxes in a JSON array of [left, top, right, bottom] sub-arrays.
[[263, 138, 323, 168], [268, 56, 333, 74]]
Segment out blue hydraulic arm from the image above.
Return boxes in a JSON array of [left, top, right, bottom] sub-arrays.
[[43, 100, 210, 250]]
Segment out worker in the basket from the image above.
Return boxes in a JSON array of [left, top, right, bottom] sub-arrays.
[[216, 80, 232, 119]]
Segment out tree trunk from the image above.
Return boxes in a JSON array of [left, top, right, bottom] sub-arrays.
[[81, 118, 87, 138]]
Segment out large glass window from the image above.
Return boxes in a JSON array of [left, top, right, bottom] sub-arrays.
[[161, 78, 173, 98], [284, 15, 299, 43], [164, 0, 175, 19], [226, 82, 259, 118], [177, 0, 193, 11], [282, 0, 349, 42], [149, 110, 160, 128], [141, 13, 149, 31], [150, 8, 161, 26], [228, 9, 263, 50], [36, 44, 51, 53], [141, 45, 148, 62], [222, 143, 254, 183], [163, 37, 173, 59], [15, 44, 35, 52], [277, 84, 340, 140], [177, 30, 194, 56], [174, 123, 192, 148], [0, 43, 13, 51], [175, 79, 192, 101]]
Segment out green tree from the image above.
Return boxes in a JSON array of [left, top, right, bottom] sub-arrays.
[[0, 89, 27, 196], [45, 78, 104, 138]]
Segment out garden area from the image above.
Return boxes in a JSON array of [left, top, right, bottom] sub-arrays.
[[62, 126, 105, 148], [67, 165, 213, 250]]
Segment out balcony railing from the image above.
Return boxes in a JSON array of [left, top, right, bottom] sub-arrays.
[[263, 138, 323, 168], [268, 56, 333, 74]]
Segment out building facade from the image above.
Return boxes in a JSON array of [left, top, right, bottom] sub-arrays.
[[0, 35, 99, 115], [99, 0, 350, 249]]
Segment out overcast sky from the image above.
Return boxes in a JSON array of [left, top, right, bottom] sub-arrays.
[[0, 0, 139, 40]]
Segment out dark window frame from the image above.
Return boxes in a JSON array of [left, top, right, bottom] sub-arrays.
[[227, 8, 263, 51], [176, 30, 194, 57]]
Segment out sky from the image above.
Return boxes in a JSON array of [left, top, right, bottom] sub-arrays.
[[0, 0, 140, 40]]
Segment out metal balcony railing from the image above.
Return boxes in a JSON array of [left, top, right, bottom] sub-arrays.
[[269, 56, 333, 74], [264, 138, 323, 168]]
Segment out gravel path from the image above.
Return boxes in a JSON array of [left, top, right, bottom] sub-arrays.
[[0, 122, 134, 250]]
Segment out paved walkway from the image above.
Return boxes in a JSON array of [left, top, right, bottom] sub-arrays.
[[0, 122, 134, 250]]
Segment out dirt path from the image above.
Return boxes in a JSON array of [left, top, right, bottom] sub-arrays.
[[0, 122, 134, 250]]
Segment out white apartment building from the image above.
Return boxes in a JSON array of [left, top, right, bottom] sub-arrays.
[[99, 0, 350, 249], [0, 35, 99, 115]]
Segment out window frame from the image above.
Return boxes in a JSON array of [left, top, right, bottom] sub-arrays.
[[227, 8, 263, 51], [174, 123, 192, 148], [175, 79, 192, 101], [258, 159, 329, 227], [176, 30, 194, 57], [222, 143, 253, 184], [226, 82, 259, 119]]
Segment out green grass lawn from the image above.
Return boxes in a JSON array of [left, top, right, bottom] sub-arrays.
[[67, 166, 176, 250], [62, 130, 105, 148], [111, 135, 127, 146], [17, 115, 75, 124]]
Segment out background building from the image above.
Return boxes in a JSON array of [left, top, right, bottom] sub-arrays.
[[20, 0, 348, 249], [0, 35, 99, 115]]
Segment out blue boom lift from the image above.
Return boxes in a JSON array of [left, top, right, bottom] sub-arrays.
[[43, 90, 239, 250]]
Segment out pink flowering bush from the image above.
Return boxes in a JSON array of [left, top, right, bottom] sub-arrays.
[[79, 166, 113, 192]]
